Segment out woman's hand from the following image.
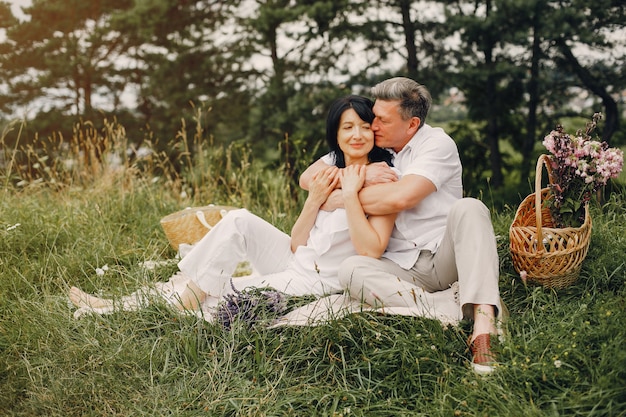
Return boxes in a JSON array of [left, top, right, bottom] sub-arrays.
[[291, 166, 339, 251], [307, 166, 339, 207], [340, 164, 366, 198]]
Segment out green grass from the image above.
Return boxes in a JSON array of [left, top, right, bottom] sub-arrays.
[[1, 118, 625, 416]]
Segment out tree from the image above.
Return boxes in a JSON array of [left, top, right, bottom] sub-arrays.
[[549, 0, 625, 144], [236, 1, 358, 160], [0, 0, 134, 118], [441, 0, 527, 189], [110, 0, 255, 145], [496, 0, 625, 180], [0, 1, 19, 116], [376, 0, 451, 90]]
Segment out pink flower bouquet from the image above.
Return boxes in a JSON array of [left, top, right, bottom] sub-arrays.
[[542, 113, 624, 228]]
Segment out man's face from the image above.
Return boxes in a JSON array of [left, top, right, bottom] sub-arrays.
[[371, 99, 416, 153]]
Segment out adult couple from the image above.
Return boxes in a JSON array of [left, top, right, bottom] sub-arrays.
[[70, 77, 502, 374]]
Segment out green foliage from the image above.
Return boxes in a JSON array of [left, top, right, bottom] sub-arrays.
[[0, 0, 134, 117], [1, 115, 625, 415], [1, 0, 623, 187]]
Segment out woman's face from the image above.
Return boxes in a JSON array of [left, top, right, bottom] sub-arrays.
[[337, 108, 374, 166]]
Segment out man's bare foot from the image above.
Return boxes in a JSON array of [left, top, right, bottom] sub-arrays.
[[69, 286, 113, 309], [469, 304, 499, 374], [470, 304, 497, 342]]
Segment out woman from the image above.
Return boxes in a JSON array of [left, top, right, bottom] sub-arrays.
[[69, 95, 397, 315]]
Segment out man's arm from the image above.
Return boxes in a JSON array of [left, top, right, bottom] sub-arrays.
[[322, 174, 437, 215], [299, 159, 329, 190], [299, 159, 399, 191]]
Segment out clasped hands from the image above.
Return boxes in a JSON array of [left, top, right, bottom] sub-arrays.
[[308, 162, 398, 210]]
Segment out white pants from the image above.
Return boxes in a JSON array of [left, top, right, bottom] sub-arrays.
[[338, 198, 502, 320], [178, 209, 340, 297]]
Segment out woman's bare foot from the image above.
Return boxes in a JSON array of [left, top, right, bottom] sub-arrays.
[[69, 286, 113, 309], [174, 281, 207, 311]]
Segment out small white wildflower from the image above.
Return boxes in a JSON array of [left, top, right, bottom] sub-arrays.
[[101, 264, 109, 272], [431, 345, 437, 351], [519, 270, 528, 284], [554, 360, 562, 368], [95, 268, 105, 276], [180, 190, 188, 199], [6, 223, 21, 231]]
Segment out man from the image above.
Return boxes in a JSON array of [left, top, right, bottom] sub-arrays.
[[300, 77, 503, 374]]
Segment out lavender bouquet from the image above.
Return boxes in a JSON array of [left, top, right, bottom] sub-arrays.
[[215, 279, 287, 330], [542, 113, 623, 228]]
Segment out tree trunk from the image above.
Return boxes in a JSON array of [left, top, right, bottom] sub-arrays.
[[555, 38, 619, 143], [486, 72, 503, 188], [398, 0, 418, 79], [522, 15, 542, 180], [484, 0, 503, 188]]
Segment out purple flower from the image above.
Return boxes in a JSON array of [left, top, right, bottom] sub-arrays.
[[215, 279, 287, 330]]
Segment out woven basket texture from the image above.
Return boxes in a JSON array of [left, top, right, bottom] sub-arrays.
[[509, 155, 592, 288], [160, 205, 237, 250]]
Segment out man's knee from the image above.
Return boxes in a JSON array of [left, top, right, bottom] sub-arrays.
[[450, 198, 490, 220]]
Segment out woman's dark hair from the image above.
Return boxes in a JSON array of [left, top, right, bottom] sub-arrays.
[[326, 95, 393, 168]]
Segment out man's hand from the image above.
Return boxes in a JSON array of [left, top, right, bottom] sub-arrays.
[[364, 162, 398, 187]]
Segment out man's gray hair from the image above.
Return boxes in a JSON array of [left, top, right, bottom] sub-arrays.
[[371, 77, 432, 127]]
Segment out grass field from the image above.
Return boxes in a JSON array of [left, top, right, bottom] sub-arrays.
[[1, 119, 625, 416]]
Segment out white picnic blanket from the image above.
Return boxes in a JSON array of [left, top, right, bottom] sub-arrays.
[[271, 282, 461, 327], [72, 267, 462, 327]]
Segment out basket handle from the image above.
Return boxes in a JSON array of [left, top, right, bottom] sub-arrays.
[[194, 209, 229, 231], [195, 211, 214, 230], [534, 154, 555, 252]]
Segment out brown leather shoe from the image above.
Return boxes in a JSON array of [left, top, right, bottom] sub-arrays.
[[469, 333, 496, 375]]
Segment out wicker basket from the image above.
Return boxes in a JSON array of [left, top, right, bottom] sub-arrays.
[[509, 154, 592, 288], [160, 205, 238, 251]]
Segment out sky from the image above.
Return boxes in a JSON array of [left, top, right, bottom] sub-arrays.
[[1, 0, 30, 41], [5, 0, 31, 19]]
